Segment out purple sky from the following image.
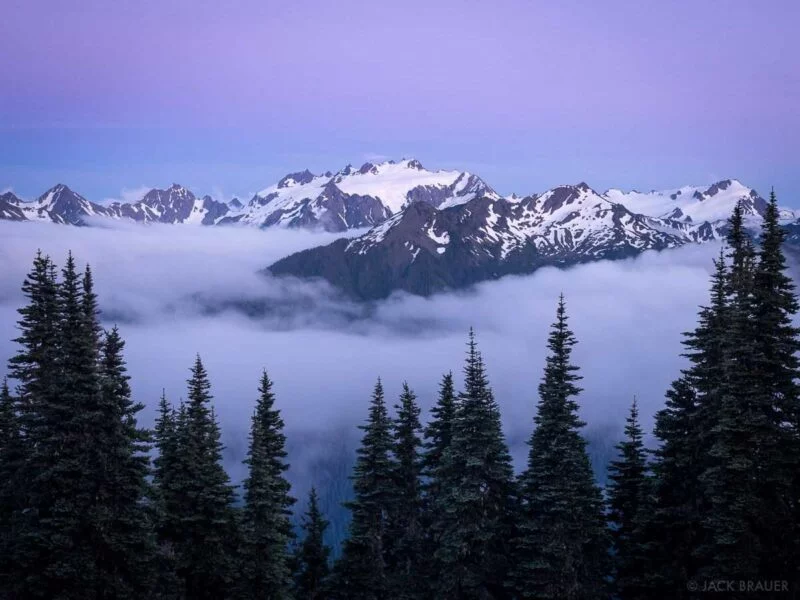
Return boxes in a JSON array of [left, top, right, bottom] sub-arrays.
[[1, 0, 798, 203]]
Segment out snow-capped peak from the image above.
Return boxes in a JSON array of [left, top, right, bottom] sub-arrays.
[[534, 182, 603, 216], [333, 158, 496, 214], [240, 159, 499, 231], [603, 179, 774, 224], [277, 170, 316, 189]]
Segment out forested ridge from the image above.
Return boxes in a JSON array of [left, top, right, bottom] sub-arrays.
[[1, 193, 799, 599]]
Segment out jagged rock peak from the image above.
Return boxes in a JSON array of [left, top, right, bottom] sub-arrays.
[[277, 170, 316, 188]]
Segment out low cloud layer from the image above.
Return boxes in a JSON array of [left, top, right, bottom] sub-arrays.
[[0, 220, 722, 492]]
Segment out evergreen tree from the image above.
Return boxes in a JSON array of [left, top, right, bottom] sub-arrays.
[[606, 398, 648, 600], [294, 487, 332, 600], [173, 356, 239, 599], [647, 377, 702, 596], [725, 202, 757, 299], [152, 391, 179, 545], [8, 252, 106, 597], [689, 196, 800, 586], [7, 251, 61, 437], [89, 325, 157, 598], [151, 391, 184, 599], [420, 372, 457, 600], [333, 379, 395, 600], [6, 252, 61, 596], [696, 203, 766, 582], [686, 249, 729, 453], [752, 189, 800, 581], [8, 256, 162, 598], [433, 330, 515, 600], [753, 191, 800, 414], [421, 372, 457, 503], [240, 370, 295, 599], [153, 390, 178, 520], [645, 251, 729, 596], [511, 296, 609, 600], [387, 383, 424, 600]]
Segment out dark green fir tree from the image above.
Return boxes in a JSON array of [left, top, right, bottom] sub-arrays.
[[419, 372, 458, 599], [6, 252, 61, 596], [240, 370, 296, 599], [294, 487, 332, 600], [421, 372, 457, 504], [433, 330, 515, 600], [387, 382, 424, 600], [332, 378, 395, 600], [173, 356, 239, 599], [751, 189, 800, 581], [10, 253, 103, 597], [150, 391, 185, 599], [511, 296, 609, 600], [89, 324, 157, 598], [697, 196, 800, 585], [647, 377, 702, 596], [696, 203, 764, 583], [606, 397, 649, 600], [645, 250, 729, 596]]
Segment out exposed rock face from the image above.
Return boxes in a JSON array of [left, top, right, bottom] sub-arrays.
[[237, 158, 499, 231], [267, 184, 723, 300], [0, 192, 26, 221]]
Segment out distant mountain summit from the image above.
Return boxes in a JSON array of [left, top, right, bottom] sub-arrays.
[[226, 158, 499, 231], [0, 191, 26, 221], [135, 184, 232, 225], [605, 179, 769, 224]]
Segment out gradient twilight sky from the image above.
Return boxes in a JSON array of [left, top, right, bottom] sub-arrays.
[[1, 0, 798, 203]]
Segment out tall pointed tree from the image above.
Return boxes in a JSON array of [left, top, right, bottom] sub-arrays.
[[89, 325, 157, 598], [153, 390, 178, 518], [240, 370, 296, 599], [333, 378, 395, 600], [294, 487, 332, 600], [433, 329, 515, 600], [8, 252, 105, 597], [5, 254, 165, 597], [607, 398, 649, 600], [6, 252, 62, 595], [693, 195, 800, 583], [387, 382, 424, 599], [152, 390, 181, 551], [696, 202, 767, 581], [421, 372, 457, 502], [7, 251, 61, 435], [512, 296, 609, 600], [151, 391, 184, 599], [420, 372, 458, 599], [173, 356, 239, 599], [751, 189, 800, 581], [645, 250, 729, 596]]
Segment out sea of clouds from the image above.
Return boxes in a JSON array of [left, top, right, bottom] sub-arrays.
[[0, 220, 723, 504]]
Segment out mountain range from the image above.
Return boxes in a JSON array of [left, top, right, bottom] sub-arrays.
[[268, 178, 784, 299], [2, 159, 793, 300], [0, 159, 497, 230]]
